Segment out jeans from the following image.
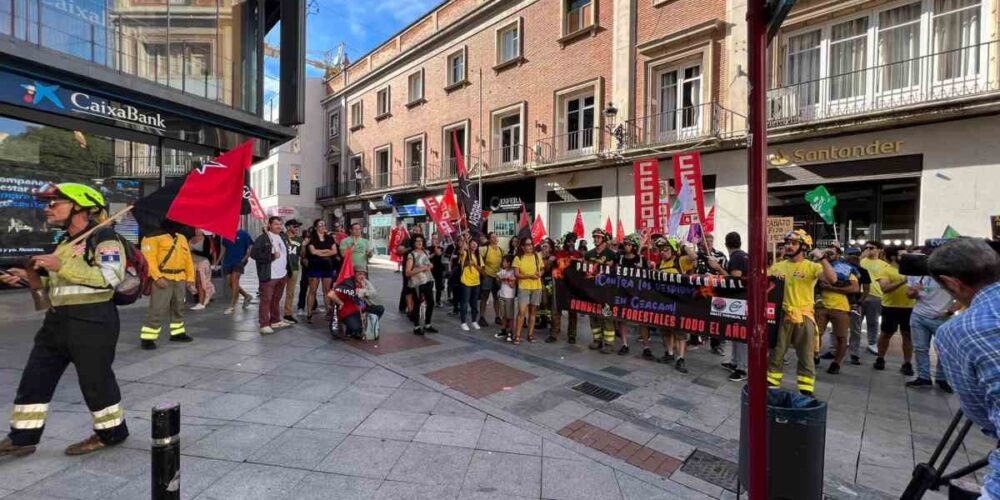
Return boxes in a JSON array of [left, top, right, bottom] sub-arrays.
[[911, 312, 947, 382], [459, 283, 480, 325], [731, 341, 748, 371], [849, 306, 864, 357], [862, 296, 882, 346]]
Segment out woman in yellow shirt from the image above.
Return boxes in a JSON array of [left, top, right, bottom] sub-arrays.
[[655, 237, 693, 373], [513, 239, 544, 344], [459, 239, 484, 331]]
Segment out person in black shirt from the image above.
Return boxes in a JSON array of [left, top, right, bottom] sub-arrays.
[[710, 232, 750, 381], [616, 234, 644, 356], [429, 232, 446, 306], [396, 224, 422, 313], [841, 250, 871, 365]]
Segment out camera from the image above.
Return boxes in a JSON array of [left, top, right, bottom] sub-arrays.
[[900, 238, 1000, 276]]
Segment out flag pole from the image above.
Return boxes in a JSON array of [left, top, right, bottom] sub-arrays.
[[66, 205, 135, 248], [477, 67, 484, 206]]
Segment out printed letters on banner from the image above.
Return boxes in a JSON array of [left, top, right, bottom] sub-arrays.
[[423, 197, 456, 239], [672, 152, 705, 226], [633, 159, 661, 232]]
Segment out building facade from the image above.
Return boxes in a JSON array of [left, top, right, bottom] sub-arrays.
[[321, 0, 1000, 247]]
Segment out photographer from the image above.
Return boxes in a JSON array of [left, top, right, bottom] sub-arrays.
[[931, 238, 1000, 500]]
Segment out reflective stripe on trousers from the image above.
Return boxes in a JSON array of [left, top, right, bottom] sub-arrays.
[[169, 322, 185, 336], [140, 326, 161, 340], [10, 403, 49, 430]]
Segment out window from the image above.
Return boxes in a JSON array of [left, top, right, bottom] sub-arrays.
[[877, 3, 922, 91], [329, 111, 340, 138], [491, 106, 524, 167], [350, 101, 363, 129], [404, 136, 424, 184], [350, 154, 364, 184], [564, 0, 594, 35], [933, 0, 980, 81], [374, 146, 391, 188], [266, 164, 275, 197], [290, 164, 300, 195], [447, 48, 467, 87], [655, 63, 702, 140], [829, 18, 869, 101], [786, 30, 822, 106], [562, 92, 595, 153], [443, 123, 468, 175], [496, 20, 522, 65], [407, 70, 424, 104], [376, 87, 391, 118]]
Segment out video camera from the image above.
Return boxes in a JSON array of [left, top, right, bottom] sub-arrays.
[[899, 238, 1000, 276]]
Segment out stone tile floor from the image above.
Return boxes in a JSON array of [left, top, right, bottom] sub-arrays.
[[0, 258, 990, 499]]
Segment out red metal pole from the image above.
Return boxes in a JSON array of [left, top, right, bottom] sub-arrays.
[[747, 0, 770, 497]]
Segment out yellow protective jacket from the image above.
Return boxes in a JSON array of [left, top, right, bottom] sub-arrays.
[[45, 227, 125, 307], [141, 233, 195, 282]]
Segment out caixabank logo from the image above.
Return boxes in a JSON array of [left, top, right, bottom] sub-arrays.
[[19, 79, 166, 132], [20, 82, 65, 109]]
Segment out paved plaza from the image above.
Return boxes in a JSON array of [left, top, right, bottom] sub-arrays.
[[0, 259, 992, 499]]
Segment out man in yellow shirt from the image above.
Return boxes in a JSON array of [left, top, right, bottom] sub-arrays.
[[874, 246, 916, 374], [767, 230, 837, 396], [814, 245, 859, 375], [479, 232, 505, 328], [860, 241, 888, 353], [140, 224, 196, 349]]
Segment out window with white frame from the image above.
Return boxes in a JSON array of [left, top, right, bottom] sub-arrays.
[[404, 136, 424, 184], [559, 91, 595, 153], [266, 164, 275, 197], [785, 30, 822, 106], [564, 0, 594, 35], [407, 70, 424, 103], [447, 49, 467, 87], [492, 108, 523, 166], [497, 20, 521, 64], [829, 18, 868, 101], [350, 154, 364, 182], [933, 0, 981, 81], [654, 63, 702, 140], [374, 146, 391, 188], [443, 123, 467, 175], [877, 3, 922, 91], [350, 101, 363, 128], [329, 111, 340, 138], [376, 87, 391, 117]]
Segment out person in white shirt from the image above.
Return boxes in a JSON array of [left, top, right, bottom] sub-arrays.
[[250, 217, 291, 334], [905, 247, 957, 392]]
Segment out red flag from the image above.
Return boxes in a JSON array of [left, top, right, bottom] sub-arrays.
[[531, 214, 547, 245], [166, 140, 254, 241], [423, 196, 457, 239], [387, 225, 408, 263], [616, 219, 625, 244], [573, 209, 585, 239], [335, 246, 355, 286], [704, 205, 716, 234], [605, 217, 613, 236], [441, 183, 459, 220], [245, 186, 266, 221], [519, 203, 530, 232]]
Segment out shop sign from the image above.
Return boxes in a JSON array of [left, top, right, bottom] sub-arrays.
[[370, 215, 394, 227], [344, 202, 363, 212], [767, 216, 794, 244], [488, 195, 523, 212], [268, 207, 296, 217], [43, 0, 106, 27], [769, 140, 903, 166], [396, 204, 426, 217]]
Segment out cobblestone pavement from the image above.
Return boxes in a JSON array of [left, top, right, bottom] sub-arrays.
[[0, 259, 991, 499]]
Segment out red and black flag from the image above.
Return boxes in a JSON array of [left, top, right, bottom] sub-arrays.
[[453, 130, 482, 237], [516, 202, 532, 242], [133, 140, 254, 241]]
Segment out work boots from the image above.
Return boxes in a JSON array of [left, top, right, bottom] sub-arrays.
[[64, 434, 117, 456], [0, 438, 36, 458]]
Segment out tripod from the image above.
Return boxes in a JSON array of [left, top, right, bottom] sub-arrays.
[[901, 410, 990, 500]]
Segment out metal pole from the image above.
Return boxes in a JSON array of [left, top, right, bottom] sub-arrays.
[[746, 0, 770, 497], [477, 68, 483, 204], [151, 403, 180, 500]]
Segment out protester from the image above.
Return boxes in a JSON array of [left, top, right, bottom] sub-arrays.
[[332, 221, 348, 245], [429, 233, 446, 307], [328, 271, 384, 340], [459, 238, 484, 331], [448, 238, 464, 314], [767, 230, 837, 396], [699, 233, 728, 355], [813, 245, 860, 374], [508, 236, 521, 257], [513, 239, 544, 344], [305, 219, 336, 322], [282, 219, 303, 324], [251, 216, 291, 335], [656, 237, 695, 372], [614, 234, 644, 355], [188, 228, 216, 311], [140, 222, 195, 349], [710, 231, 750, 381], [0, 183, 129, 457], [585, 229, 618, 353], [220, 227, 255, 315], [551, 233, 581, 343], [537, 240, 555, 332], [932, 238, 1000, 500], [860, 241, 888, 354], [843, 249, 871, 365], [496, 255, 517, 341], [405, 234, 437, 335], [479, 232, 505, 327], [397, 224, 422, 314], [906, 247, 956, 391], [874, 246, 915, 375], [340, 222, 372, 273], [296, 226, 312, 315]]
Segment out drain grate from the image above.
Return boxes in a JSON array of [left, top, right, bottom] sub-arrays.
[[572, 381, 622, 402], [680, 450, 739, 492]]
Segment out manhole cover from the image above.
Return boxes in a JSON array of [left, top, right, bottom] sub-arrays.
[[680, 450, 739, 492], [572, 381, 622, 402], [600, 366, 631, 377]]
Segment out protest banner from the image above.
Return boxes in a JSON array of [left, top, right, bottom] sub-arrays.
[[633, 158, 661, 232], [672, 152, 706, 226], [423, 196, 456, 240], [554, 262, 784, 342], [766, 217, 794, 244]]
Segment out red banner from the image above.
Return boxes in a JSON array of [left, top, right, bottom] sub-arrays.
[[244, 185, 266, 221], [441, 183, 459, 220], [531, 214, 547, 245], [672, 152, 706, 226], [633, 158, 661, 233], [387, 226, 406, 263], [423, 196, 456, 240]]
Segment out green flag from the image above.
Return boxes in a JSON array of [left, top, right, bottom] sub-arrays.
[[805, 185, 837, 225], [942, 225, 961, 239]]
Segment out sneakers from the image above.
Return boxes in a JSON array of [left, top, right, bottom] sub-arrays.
[[937, 380, 954, 393], [477, 318, 489, 328], [460, 323, 470, 331], [270, 321, 290, 329], [618, 345, 630, 355], [642, 348, 656, 361], [190, 303, 206, 311], [223, 307, 234, 315], [711, 345, 726, 356], [659, 352, 675, 364], [728, 370, 748, 382], [588, 340, 602, 350], [494, 330, 507, 340], [827, 362, 841, 375], [65, 434, 116, 456], [906, 378, 933, 388], [169, 334, 194, 343], [283, 315, 299, 324], [413, 326, 424, 335], [674, 358, 688, 374], [424, 325, 439, 333], [721, 362, 737, 371], [873, 357, 886, 370], [900, 363, 915, 377], [471, 322, 481, 331], [820, 352, 836, 360], [140, 340, 157, 350], [867, 344, 878, 355], [0, 438, 35, 458], [242, 295, 252, 310], [259, 326, 274, 335], [850, 355, 862, 366]]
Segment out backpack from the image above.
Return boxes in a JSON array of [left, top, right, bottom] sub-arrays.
[[364, 313, 380, 341], [87, 228, 151, 306]]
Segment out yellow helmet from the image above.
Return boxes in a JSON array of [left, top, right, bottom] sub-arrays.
[[35, 182, 106, 209], [784, 229, 813, 249]]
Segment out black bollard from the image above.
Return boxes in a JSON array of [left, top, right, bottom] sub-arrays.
[[151, 403, 180, 500]]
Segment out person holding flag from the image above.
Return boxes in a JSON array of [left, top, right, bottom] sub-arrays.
[[585, 228, 618, 353], [405, 234, 437, 335]]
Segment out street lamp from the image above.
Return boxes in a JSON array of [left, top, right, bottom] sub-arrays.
[[602, 102, 626, 153]]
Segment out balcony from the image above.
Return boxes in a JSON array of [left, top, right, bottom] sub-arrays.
[[478, 144, 531, 175], [533, 128, 600, 164], [315, 182, 355, 202], [767, 41, 1000, 128], [103, 155, 193, 178], [611, 103, 746, 152]]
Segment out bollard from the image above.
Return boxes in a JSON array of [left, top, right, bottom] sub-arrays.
[[151, 403, 180, 500]]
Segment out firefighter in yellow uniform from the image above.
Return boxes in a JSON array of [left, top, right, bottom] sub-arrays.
[[0, 183, 129, 457], [140, 224, 195, 349], [767, 230, 837, 396]]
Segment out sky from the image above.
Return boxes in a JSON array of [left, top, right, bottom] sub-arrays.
[[263, 0, 441, 103]]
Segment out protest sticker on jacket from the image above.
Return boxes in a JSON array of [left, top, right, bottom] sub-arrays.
[[554, 262, 784, 342]]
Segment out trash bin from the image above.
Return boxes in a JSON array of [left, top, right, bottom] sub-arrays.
[[738, 386, 827, 500]]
